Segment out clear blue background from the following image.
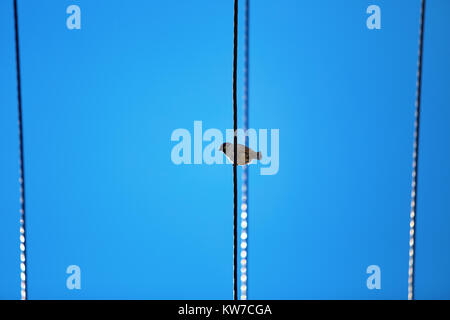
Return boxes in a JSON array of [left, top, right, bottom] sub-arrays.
[[1, 0, 449, 299]]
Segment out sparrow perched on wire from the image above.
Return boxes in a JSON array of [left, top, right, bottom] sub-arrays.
[[219, 142, 262, 165]]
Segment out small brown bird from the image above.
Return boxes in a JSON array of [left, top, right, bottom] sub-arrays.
[[219, 142, 262, 165]]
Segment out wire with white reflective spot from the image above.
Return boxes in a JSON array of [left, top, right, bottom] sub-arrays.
[[408, 0, 426, 301], [13, 0, 28, 300], [240, 0, 250, 301]]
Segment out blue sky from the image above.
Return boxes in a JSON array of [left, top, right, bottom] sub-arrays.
[[0, 0, 449, 299]]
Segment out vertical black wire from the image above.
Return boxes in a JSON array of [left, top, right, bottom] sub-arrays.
[[408, 0, 426, 301], [232, 0, 239, 301], [13, 0, 28, 300]]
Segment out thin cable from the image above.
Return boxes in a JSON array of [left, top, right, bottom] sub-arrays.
[[13, 0, 28, 301], [232, 0, 239, 301], [240, 0, 249, 301], [408, 0, 426, 301]]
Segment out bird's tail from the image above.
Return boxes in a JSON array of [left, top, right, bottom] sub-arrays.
[[256, 151, 262, 160]]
